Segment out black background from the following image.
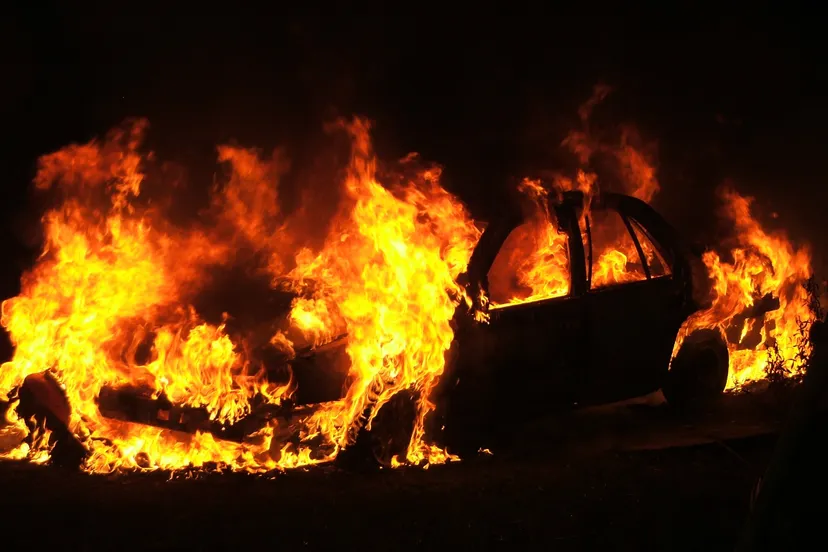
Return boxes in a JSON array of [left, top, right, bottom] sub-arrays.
[[2, 8, 826, 300]]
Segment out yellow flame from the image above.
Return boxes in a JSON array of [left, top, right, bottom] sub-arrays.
[[1, 118, 480, 472]]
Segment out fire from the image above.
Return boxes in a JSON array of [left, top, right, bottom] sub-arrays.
[[0, 89, 819, 473], [0, 118, 479, 472], [487, 178, 570, 308], [492, 175, 814, 388], [673, 188, 815, 388], [488, 132, 660, 308], [284, 120, 480, 464], [487, 85, 817, 389]]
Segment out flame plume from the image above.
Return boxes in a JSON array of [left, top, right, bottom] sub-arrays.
[[0, 95, 818, 472], [0, 118, 479, 472], [673, 188, 815, 388], [486, 85, 816, 388]]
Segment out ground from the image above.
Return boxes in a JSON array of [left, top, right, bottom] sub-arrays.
[[0, 385, 806, 550]]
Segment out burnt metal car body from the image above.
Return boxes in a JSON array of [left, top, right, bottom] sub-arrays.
[[431, 190, 716, 449], [13, 190, 746, 464]]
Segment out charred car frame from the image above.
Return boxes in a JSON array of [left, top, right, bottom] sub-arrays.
[[14, 190, 778, 465]]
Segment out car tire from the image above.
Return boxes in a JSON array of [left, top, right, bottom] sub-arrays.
[[335, 390, 419, 471], [367, 390, 420, 466], [663, 329, 730, 410], [17, 371, 87, 468]]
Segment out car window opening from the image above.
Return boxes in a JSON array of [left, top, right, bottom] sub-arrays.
[[487, 214, 571, 309], [587, 208, 651, 289], [629, 218, 671, 279]]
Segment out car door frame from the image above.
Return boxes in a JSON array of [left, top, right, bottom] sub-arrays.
[[452, 191, 591, 410], [577, 193, 698, 404], [462, 191, 589, 306]]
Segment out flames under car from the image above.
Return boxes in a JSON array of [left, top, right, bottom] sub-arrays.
[[16, 190, 781, 462]]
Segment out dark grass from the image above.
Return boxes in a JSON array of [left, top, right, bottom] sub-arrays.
[[0, 433, 776, 551]]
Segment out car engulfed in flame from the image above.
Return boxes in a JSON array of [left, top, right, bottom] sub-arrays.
[[7, 185, 790, 466], [0, 108, 816, 473]]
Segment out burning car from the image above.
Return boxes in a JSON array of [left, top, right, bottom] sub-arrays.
[[10, 185, 775, 466], [1, 118, 812, 472], [434, 188, 738, 451]]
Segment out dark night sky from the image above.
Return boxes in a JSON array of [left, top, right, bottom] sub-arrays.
[[1, 9, 826, 297]]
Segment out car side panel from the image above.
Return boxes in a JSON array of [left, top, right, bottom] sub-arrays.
[[580, 276, 686, 405], [445, 294, 588, 429]]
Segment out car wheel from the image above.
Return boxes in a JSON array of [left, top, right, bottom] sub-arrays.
[[335, 390, 419, 471], [17, 371, 87, 468], [663, 329, 730, 410], [367, 390, 420, 466]]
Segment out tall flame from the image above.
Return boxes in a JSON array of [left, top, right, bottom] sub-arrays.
[[0, 93, 819, 473], [487, 178, 570, 308], [284, 120, 480, 464], [0, 118, 480, 472], [673, 187, 815, 388], [485, 85, 816, 389]]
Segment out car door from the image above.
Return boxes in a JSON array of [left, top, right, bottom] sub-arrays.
[[580, 202, 687, 405], [478, 199, 589, 414]]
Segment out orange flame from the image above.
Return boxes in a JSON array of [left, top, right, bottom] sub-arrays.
[[0, 118, 479, 472], [484, 85, 816, 390], [0, 94, 818, 473], [285, 120, 480, 464], [487, 178, 570, 308], [673, 187, 815, 388]]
